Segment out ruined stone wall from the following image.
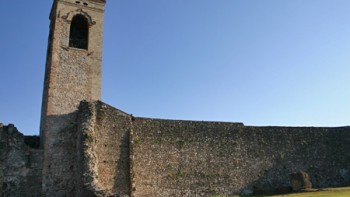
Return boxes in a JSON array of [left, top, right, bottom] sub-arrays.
[[77, 101, 131, 196], [0, 124, 43, 197], [131, 119, 350, 196], [78, 101, 350, 196], [2, 102, 347, 196]]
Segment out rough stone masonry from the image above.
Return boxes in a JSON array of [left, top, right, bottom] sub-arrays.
[[1, 0, 350, 196], [1, 102, 350, 196]]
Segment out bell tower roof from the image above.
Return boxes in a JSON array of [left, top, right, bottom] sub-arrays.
[[50, 0, 106, 20]]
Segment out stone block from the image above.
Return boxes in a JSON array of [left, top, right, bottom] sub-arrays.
[[290, 171, 312, 191]]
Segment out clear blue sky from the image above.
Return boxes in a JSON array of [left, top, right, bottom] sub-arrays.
[[0, 1, 349, 135]]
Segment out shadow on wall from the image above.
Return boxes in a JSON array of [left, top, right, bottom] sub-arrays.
[[42, 112, 82, 196], [76, 101, 132, 196], [0, 124, 43, 196], [113, 130, 131, 196], [240, 126, 350, 195]]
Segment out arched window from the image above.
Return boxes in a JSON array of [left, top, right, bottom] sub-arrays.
[[69, 15, 89, 49]]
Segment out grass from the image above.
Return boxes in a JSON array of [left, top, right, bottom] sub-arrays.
[[211, 187, 350, 197], [269, 187, 350, 197]]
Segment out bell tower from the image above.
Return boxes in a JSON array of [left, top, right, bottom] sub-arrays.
[[40, 0, 106, 195]]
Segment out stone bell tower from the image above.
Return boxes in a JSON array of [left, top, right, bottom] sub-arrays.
[[40, 0, 106, 195]]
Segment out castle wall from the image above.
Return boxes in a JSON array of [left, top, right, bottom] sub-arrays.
[[77, 101, 350, 196], [0, 124, 43, 197], [77, 101, 131, 196], [131, 119, 350, 196], [1, 102, 349, 196]]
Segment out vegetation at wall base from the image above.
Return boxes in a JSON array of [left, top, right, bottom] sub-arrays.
[[269, 187, 350, 197], [210, 187, 350, 197]]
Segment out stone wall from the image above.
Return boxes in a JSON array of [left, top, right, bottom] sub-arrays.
[[0, 124, 43, 197], [2, 101, 349, 196], [77, 101, 350, 197], [131, 119, 245, 196], [77, 101, 131, 196], [132, 119, 350, 196], [131, 120, 350, 196]]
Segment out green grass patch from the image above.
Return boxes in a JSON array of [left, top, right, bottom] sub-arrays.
[[269, 187, 350, 197], [211, 187, 350, 197]]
